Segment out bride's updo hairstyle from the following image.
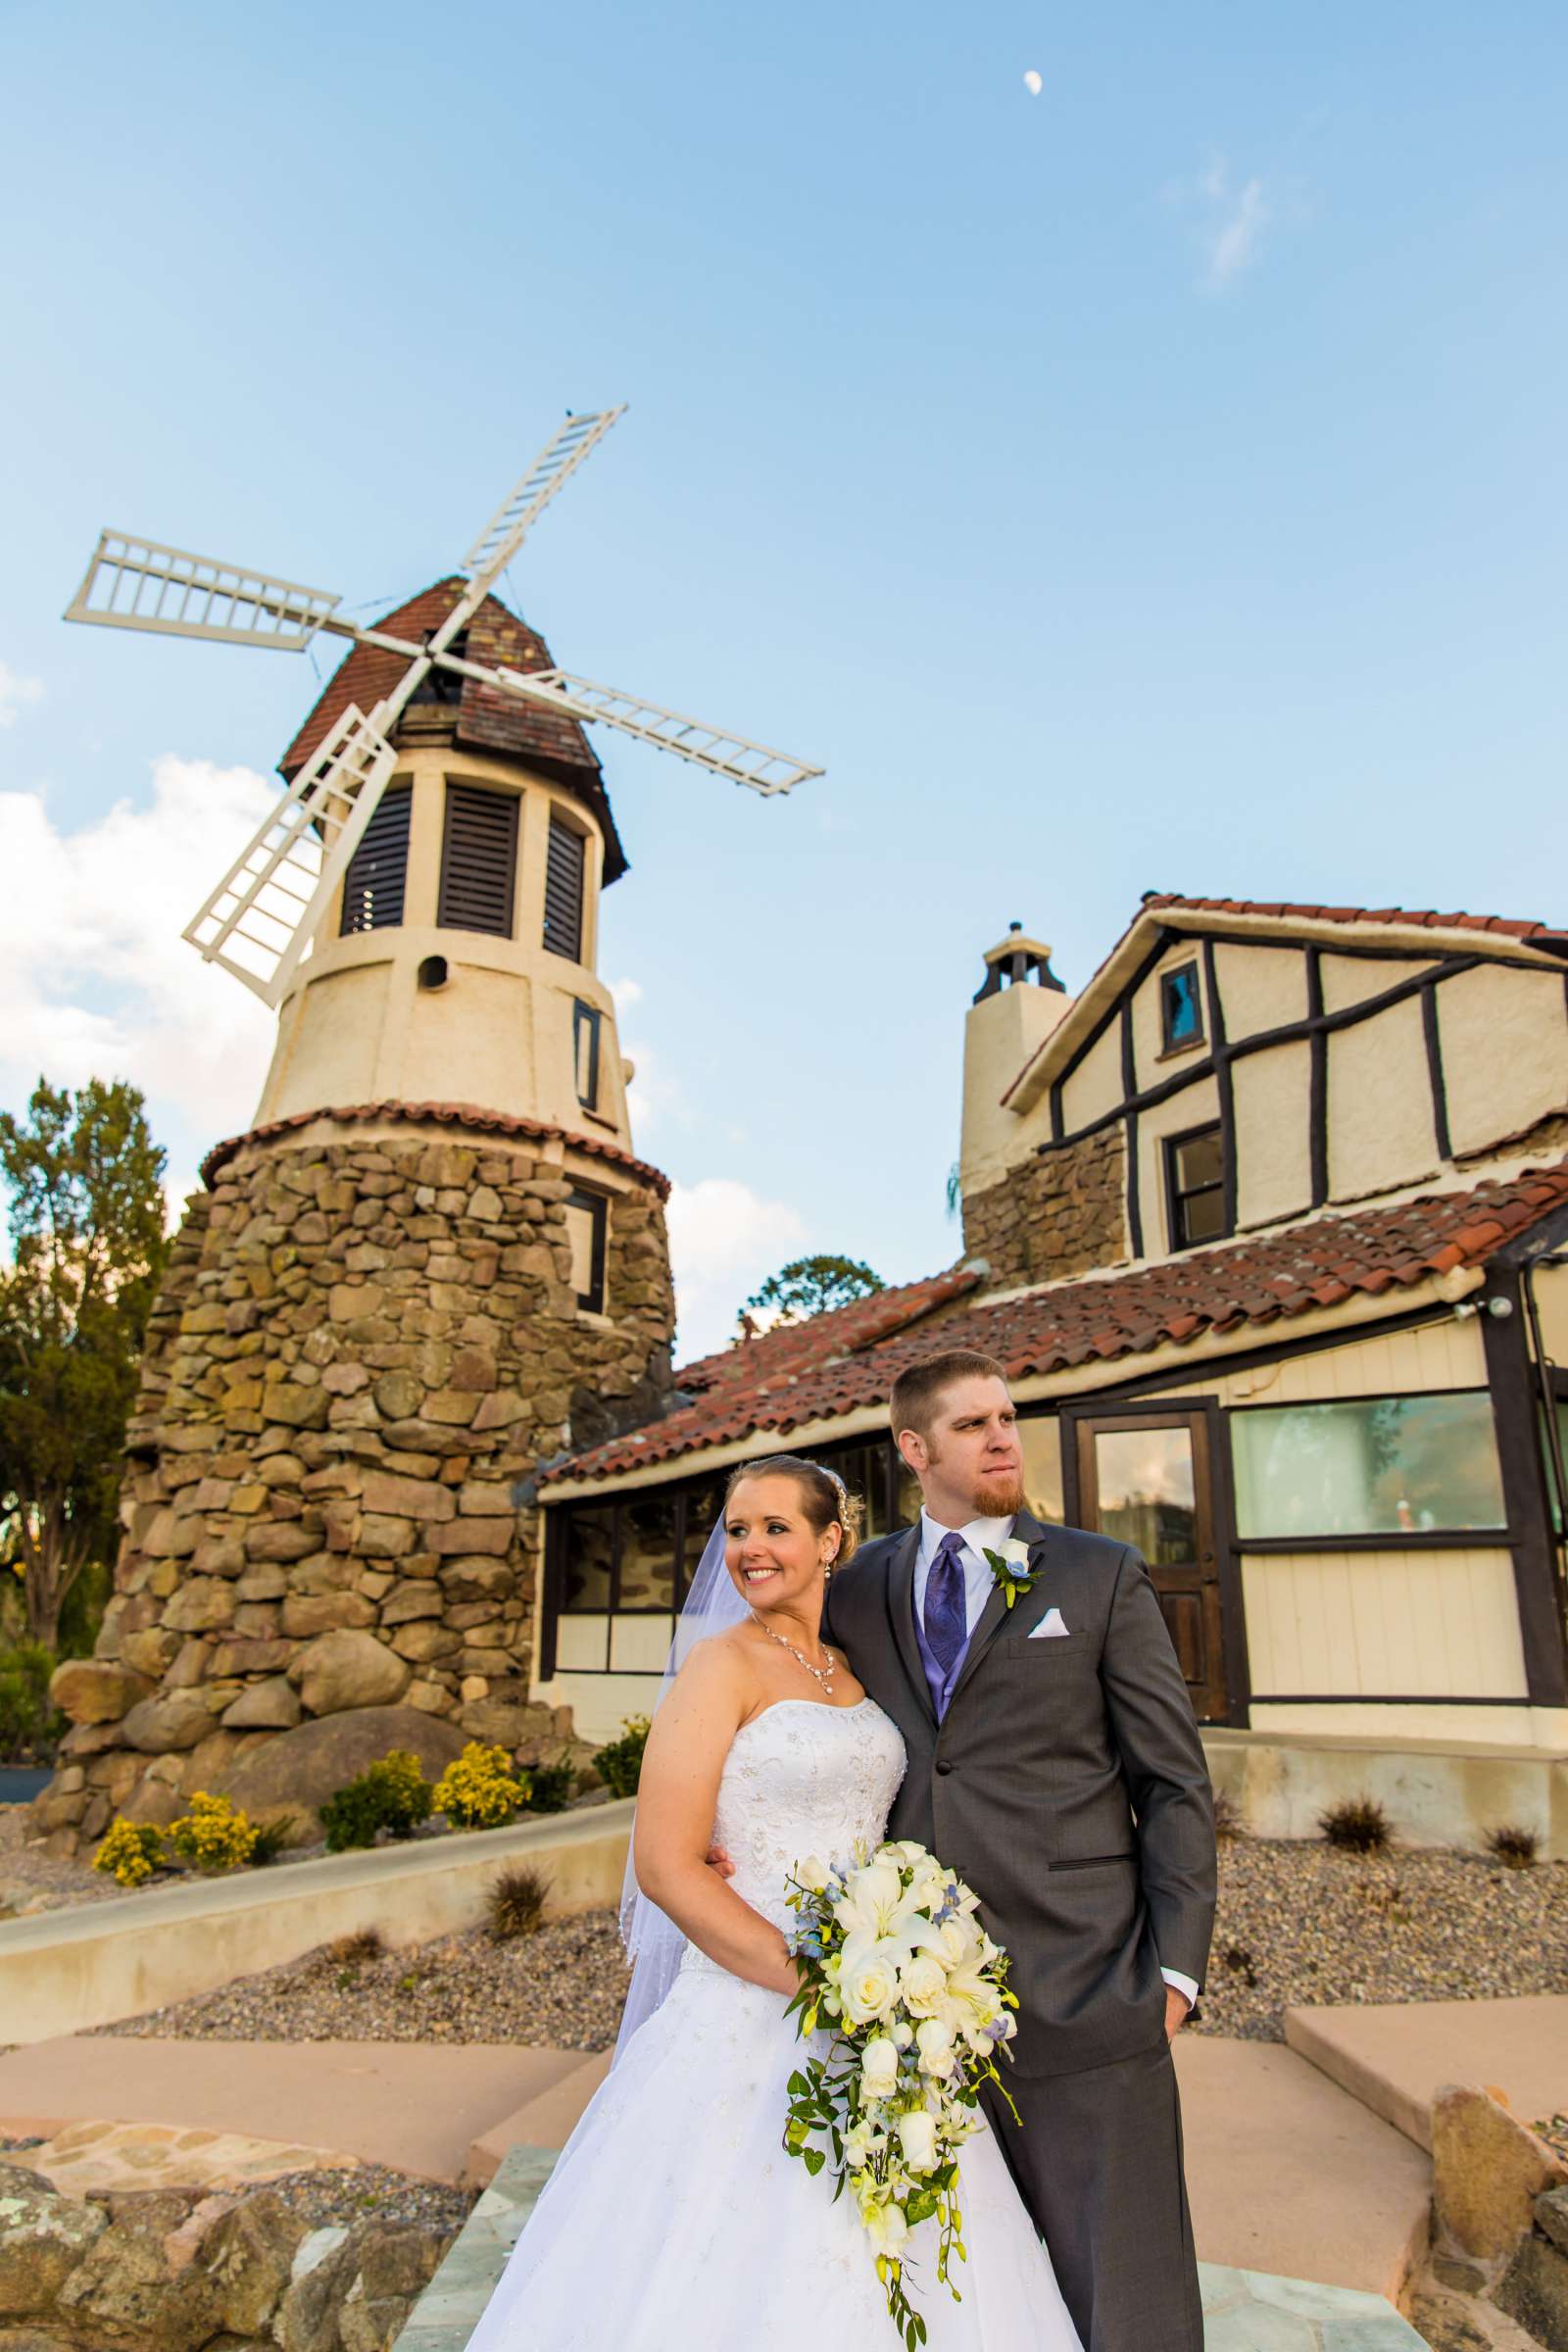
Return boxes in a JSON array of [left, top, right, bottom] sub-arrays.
[[723, 1454, 860, 1570]]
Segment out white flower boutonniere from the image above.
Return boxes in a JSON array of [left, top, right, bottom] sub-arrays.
[[982, 1536, 1041, 1610]]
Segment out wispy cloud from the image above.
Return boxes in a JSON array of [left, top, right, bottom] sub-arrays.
[[0, 662, 44, 727], [1164, 151, 1273, 295], [665, 1176, 807, 1359]]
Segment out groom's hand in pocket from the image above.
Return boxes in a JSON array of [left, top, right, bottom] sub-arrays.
[[704, 1844, 736, 1881], [1164, 1986, 1193, 2040]]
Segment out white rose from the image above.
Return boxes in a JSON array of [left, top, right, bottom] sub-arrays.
[[892, 2021, 913, 2049], [898, 1953, 949, 2018], [840, 1940, 904, 2027], [999, 1537, 1033, 1569], [860, 2034, 900, 2096], [796, 1855, 831, 1891], [896, 2110, 940, 2173], [938, 1915, 978, 1965], [915, 2017, 956, 2069]]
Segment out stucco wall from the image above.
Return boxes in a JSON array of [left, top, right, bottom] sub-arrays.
[[1439, 961, 1568, 1156], [1326, 996, 1439, 1200]]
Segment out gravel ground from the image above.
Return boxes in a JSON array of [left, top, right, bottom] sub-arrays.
[[99, 1911, 632, 2051], [1192, 1837, 1568, 2040], [0, 1802, 120, 1915], [246, 2162, 474, 2238], [96, 1836, 1567, 2053]]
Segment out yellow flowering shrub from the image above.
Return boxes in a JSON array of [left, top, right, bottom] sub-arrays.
[[166, 1790, 260, 1874], [432, 1741, 525, 1831], [93, 1819, 165, 1887]]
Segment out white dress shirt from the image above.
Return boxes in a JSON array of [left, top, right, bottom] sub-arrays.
[[914, 1507, 1199, 2014]]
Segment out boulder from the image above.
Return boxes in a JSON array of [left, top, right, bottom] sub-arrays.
[[119, 1778, 186, 1830], [55, 2190, 221, 2349], [119, 1691, 216, 1754], [191, 2190, 306, 2336], [220, 1706, 466, 1841], [220, 1678, 302, 1732], [1431, 2084, 1568, 2260], [1496, 2231, 1568, 2347], [288, 1629, 410, 1715], [0, 2180, 107, 2320], [48, 1659, 154, 1726]]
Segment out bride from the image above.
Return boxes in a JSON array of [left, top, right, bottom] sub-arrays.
[[464, 1455, 1081, 2351]]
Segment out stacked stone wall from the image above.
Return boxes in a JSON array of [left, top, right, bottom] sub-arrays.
[[961, 1125, 1129, 1288], [34, 1127, 674, 1855]]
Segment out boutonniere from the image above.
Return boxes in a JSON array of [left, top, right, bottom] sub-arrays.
[[982, 1537, 1042, 1609]]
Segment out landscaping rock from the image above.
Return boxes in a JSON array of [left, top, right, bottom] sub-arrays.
[[54, 2189, 221, 2350], [220, 1678, 301, 1732], [289, 1631, 410, 1716], [0, 2182, 107, 2321], [1432, 2084, 1568, 2260], [220, 1706, 466, 1840], [1538, 2185, 1568, 2256], [48, 1662, 153, 1728], [119, 1692, 216, 1754], [190, 2189, 305, 2336], [1496, 2230, 1568, 2347]]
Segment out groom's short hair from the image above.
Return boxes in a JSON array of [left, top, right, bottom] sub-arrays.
[[890, 1349, 1009, 1441]]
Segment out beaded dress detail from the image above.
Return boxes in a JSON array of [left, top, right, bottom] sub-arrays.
[[465, 1697, 1080, 2352]]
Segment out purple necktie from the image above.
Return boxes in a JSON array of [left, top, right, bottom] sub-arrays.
[[923, 1531, 969, 1686]]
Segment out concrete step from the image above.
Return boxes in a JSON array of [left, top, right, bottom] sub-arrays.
[[1284, 1994, 1568, 2151], [1175, 2036, 1432, 2300], [0, 2035, 589, 2184], [462, 2050, 612, 2187]]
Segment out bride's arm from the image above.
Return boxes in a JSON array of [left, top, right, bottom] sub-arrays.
[[631, 1645, 799, 1997]]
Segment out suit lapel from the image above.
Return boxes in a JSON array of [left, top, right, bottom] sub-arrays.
[[883, 1524, 935, 1725], [948, 1509, 1057, 1706]]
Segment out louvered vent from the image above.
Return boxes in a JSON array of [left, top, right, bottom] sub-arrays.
[[339, 782, 412, 935], [543, 812, 586, 961], [437, 784, 519, 936]]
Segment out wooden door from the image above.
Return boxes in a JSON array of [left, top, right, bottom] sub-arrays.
[[1074, 1407, 1229, 1721]]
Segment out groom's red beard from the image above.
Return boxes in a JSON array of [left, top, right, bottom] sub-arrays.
[[972, 1472, 1027, 1519]]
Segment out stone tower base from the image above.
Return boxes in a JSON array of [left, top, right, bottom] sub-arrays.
[[35, 1112, 674, 1855]]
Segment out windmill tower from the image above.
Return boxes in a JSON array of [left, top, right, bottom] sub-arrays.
[[34, 411, 821, 1855]]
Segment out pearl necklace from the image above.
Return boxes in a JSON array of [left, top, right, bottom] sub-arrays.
[[750, 1610, 838, 1697]]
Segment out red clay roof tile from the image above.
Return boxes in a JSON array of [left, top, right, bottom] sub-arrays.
[[554, 1158, 1568, 1484]]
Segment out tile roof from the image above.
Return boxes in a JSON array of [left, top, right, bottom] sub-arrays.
[[555, 1158, 1568, 1484], [280, 580, 629, 884], [1139, 893, 1568, 954], [201, 1101, 670, 1198]]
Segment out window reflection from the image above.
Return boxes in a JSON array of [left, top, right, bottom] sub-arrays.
[[563, 1504, 614, 1610], [1093, 1427, 1198, 1565], [617, 1494, 678, 1611], [1231, 1395, 1506, 1539]]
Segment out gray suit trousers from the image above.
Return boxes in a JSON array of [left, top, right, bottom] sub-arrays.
[[982, 2041, 1202, 2352]]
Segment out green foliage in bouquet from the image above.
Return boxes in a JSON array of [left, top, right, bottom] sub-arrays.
[[320, 1749, 434, 1852], [592, 1714, 650, 1799]]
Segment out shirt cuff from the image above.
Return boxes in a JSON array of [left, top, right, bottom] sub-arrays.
[[1160, 1968, 1200, 2010]]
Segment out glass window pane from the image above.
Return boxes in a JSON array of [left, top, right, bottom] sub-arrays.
[[679, 1480, 725, 1598], [1176, 1130, 1224, 1190], [617, 1493, 678, 1611], [1018, 1417, 1064, 1525], [1182, 1186, 1228, 1244], [1231, 1395, 1506, 1539], [563, 1505, 614, 1610], [1163, 965, 1202, 1048], [1094, 1426, 1197, 1565]]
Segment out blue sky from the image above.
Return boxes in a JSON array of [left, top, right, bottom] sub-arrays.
[[3, 0, 1565, 1353]]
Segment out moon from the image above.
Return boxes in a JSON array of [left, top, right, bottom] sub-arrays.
[[1023, 68, 1043, 95]]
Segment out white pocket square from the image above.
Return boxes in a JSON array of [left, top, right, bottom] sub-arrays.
[[1029, 1607, 1070, 1639]]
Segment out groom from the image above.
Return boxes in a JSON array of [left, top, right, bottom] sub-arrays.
[[824, 1348, 1215, 2352]]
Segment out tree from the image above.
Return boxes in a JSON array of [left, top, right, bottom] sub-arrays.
[[0, 1079, 169, 1650], [743, 1253, 885, 1333]]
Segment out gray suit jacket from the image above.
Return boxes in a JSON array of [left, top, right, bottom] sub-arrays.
[[823, 1510, 1216, 2078]]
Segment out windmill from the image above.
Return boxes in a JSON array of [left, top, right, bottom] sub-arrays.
[[64, 405, 823, 1007]]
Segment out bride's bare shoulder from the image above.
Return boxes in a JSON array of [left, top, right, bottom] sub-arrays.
[[664, 1629, 760, 1716]]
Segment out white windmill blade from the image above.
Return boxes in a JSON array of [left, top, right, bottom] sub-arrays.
[[182, 705, 396, 1004], [461, 407, 627, 597], [493, 665, 822, 796], [64, 529, 341, 650]]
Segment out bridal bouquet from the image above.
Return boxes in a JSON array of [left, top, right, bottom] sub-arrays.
[[781, 1840, 1018, 2348]]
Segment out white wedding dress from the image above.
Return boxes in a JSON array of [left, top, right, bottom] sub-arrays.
[[465, 1695, 1081, 2351]]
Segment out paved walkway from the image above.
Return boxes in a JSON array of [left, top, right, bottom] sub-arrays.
[[390, 2145, 1428, 2352], [1285, 1993, 1568, 2150], [0, 2030, 1431, 2299]]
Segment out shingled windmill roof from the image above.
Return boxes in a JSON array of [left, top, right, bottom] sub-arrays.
[[280, 578, 629, 884]]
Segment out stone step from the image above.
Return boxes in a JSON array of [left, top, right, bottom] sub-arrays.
[[1284, 1995, 1568, 2152]]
